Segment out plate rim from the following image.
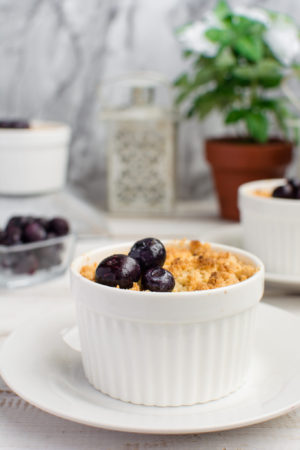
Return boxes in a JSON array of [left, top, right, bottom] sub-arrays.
[[2, 303, 300, 435]]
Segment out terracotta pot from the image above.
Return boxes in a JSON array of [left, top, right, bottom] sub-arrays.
[[205, 138, 293, 221]]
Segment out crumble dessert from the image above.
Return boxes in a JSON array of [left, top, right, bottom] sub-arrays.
[[80, 239, 257, 292], [253, 178, 300, 199], [253, 188, 271, 198]]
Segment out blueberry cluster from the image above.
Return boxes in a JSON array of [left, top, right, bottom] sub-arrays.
[[0, 119, 29, 129], [95, 238, 175, 292], [272, 179, 300, 199], [0, 216, 70, 275], [0, 216, 69, 246]]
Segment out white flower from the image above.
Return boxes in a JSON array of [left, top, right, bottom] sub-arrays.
[[177, 12, 222, 57], [233, 7, 300, 66], [264, 15, 300, 66], [233, 6, 270, 26], [177, 5, 300, 67]]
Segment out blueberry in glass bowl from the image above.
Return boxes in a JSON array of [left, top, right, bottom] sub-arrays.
[[0, 119, 30, 129], [0, 215, 75, 288]]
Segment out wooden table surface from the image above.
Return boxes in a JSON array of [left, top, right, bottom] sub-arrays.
[[1, 216, 300, 449]]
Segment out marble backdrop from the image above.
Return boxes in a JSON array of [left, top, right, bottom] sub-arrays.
[[0, 0, 299, 206]]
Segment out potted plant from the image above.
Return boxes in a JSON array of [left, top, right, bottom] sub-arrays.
[[174, 0, 300, 220]]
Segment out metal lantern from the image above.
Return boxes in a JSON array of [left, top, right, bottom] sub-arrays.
[[101, 72, 177, 214]]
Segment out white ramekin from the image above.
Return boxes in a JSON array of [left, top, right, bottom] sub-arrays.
[[239, 179, 300, 275], [0, 120, 71, 195], [70, 241, 264, 406]]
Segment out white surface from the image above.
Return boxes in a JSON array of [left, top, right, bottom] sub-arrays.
[[1, 234, 300, 448], [2, 302, 300, 434], [71, 241, 263, 406], [239, 179, 300, 275], [0, 121, 70, 195], [205, 224, 300, 292], [106, 197, 222, 239]]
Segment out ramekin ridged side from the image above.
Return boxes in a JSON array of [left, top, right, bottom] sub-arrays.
[[71, 241, 264, 407], [239, 179, 300, 275], [76, 302, 257, 406]]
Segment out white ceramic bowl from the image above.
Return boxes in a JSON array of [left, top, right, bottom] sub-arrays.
[[239, 179, 300, 275], [70, 241, 264, 406], [0, 120, 71, 195]]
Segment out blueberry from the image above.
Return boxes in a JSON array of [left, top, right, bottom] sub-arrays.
[[6, 216, 33, 231], [272, 178, 300, 199], [141, 267, 175, 292], [128, 238, 166, 271], [36, 217, 50, 231], [0, 119, 29, 129], [95, 254, 141, 289], [287, 179, 300, 199], [48, 217, 69, 236], [1, 225, 22, 246], [5, 216, 23, 229], [272, 183, 294, 199], [23, 222, 47, 243], [288, 178, 297, 188], [0, 230, 6, 245]]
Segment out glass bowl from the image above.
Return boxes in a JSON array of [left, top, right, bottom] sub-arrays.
[[0, 233, 75, 289]]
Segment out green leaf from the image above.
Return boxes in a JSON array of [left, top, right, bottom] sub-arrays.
[[187, 83, 240, 119], [214, 0, 231, 20], [205, 28, 233, 45], [258, 60, 283, 87], [183, 49, 193, 59], [174, 67, 215, 105], [250, 98, 290, 138], [293, 126, 300, 145], [225, 108, 249, 123], [233, 60, 283, 87], [173, 73, 189, 87], [175, 90, 190, 105], [271, 100, 290, 136], [193, 67, 215, 85], [215, 47, 235, 68], [252, 98, 278, 110], [259, 76, 282, 88], [234, 35, 263, 62], [246, 111, 268, 142], [191, 91, 220, 118], [230, 15, 266, 34]]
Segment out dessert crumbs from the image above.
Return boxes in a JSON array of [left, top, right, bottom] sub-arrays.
[[253, 188, 271, 198], [80, 262, 98, 282], [80, 240, 257, 292]]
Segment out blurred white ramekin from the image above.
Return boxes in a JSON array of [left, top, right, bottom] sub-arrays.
[[0, 120, 70, 195], [70, 241, 264, 406], [239, 179, 300, 275]]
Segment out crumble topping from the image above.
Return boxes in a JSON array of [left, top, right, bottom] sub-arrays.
[[80, 240, 257, 292], [80, 262, 98, 281], [163, 240, 256, 291], [252, 188, 272, 197]]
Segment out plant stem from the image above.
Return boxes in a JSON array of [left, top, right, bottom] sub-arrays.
[[250, 82, 257, 107]]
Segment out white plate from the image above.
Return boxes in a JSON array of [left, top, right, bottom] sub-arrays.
[[2, 303, 300, 434], [205, 224, 300, 291]]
